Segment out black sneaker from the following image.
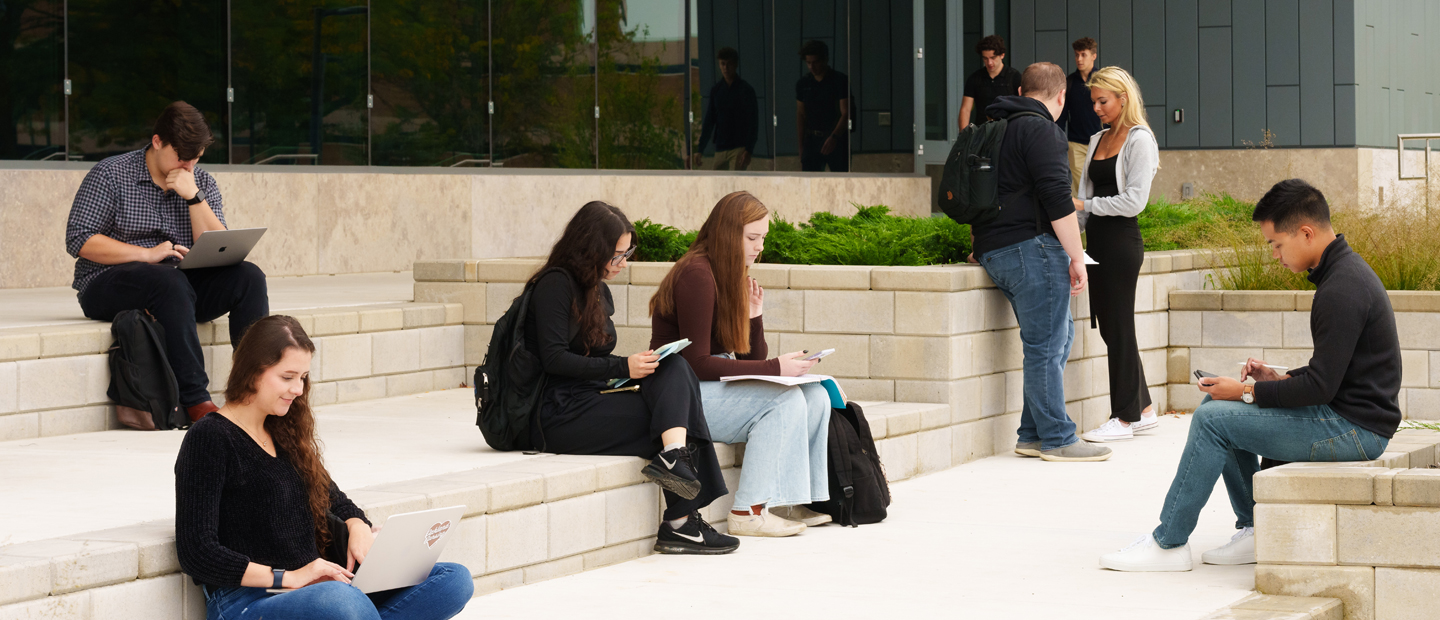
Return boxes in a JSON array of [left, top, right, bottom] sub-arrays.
[[642, 445, 702, 500], [654, 512, 740, 555]]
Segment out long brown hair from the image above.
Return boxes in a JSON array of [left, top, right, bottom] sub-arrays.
[[224, 315, 333, 554], [650, 191, 769, 353], [529, 201, 636, 352]]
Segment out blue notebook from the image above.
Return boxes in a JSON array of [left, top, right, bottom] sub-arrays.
[[607, 338, 691, 388]]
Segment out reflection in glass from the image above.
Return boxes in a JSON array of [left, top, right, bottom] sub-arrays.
[[0, 0, 65, 160], [924, 0, 950, 142], [596, 0, 685, 169], [67, 0, 227, 162], [491, 0, 594, 168], [371, 0, 488, 167], [233, 1, 368, 165], [692, 0, 774, 170]]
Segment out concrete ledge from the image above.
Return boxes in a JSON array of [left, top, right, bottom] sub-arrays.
[[1203, 594, 1344, 620]]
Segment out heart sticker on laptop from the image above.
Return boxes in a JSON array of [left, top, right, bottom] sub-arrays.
[[425, 521, 452, 548]]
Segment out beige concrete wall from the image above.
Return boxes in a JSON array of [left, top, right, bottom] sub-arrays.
[[0, 167, 930, 289], [1152, 148, 1364, 207]]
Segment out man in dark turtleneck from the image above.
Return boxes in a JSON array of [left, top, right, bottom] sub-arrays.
[[1101, 178, 1402, 573]]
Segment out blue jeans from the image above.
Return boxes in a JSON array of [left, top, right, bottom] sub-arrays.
[[699, 380, 831, 508], [1152, 396, 1390, 548], [204, 563, 474, 620], [980, 235, 1079, 450]]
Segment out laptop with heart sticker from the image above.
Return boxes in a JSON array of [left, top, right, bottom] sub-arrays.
[[348, 505, 466, 594]]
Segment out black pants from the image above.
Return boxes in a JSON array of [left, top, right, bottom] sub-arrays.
[[532, 356, 727, 521], [800, 134, 849, 172], [79, 261, 269, 407], [1086, 215, 1152, 422]]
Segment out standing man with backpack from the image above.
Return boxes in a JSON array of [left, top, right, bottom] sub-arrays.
[[973, 63, 1110, 462]]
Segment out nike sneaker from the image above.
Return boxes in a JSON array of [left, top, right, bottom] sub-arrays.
[[642, 445, 702, 500], [654, 512, 740, 555]]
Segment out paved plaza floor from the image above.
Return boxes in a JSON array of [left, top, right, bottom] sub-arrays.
[[458, 413, 1255, 620]]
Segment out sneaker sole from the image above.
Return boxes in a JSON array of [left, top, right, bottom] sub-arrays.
[[1099, 557, 1192, 572], [1130, 421, 1160, 433], [1014, 447, 1042, 457], [1080, 433, 1134, 443], [727, 523, 807, 537], [1202, 553, 1256, 565], [641, 464, 702, 500], [654, 540, 739, 555], [1040, 451, 1113, 462]]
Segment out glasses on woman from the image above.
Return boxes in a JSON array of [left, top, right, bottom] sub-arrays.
[[609, 246, 636, 266]]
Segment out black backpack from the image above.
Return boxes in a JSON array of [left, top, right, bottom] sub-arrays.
[[106, 309, 186, 431], [936, 111, 1044, 226], [473, 269, 564, 452], [807, 402, 890, 526]]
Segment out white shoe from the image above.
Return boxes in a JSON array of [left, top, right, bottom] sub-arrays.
[[770, 505, 832, 527], [1081, 418, 1134, 443], [1202, 527, 1256, 565], [727, 507, 806, 537], [1099, 534, 1193, 572], [1130, 411, 1160, 433]]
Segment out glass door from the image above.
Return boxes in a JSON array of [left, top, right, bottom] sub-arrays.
[[914, 0, 960, 167]]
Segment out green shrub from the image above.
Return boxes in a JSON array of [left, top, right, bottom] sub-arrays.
[[632, 219, 696, 262]]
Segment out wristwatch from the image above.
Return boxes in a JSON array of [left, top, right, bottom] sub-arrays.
[[272, 568, 285, 589], [186, 189, 207, 206], [1242, 384, 1255, 404]]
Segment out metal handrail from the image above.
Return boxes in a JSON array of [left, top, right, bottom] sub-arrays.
[[1397, 133, 1438, 216], [39, 151, 67, 161], [252, 154, 319, 165], [448, 158, 492, 167]]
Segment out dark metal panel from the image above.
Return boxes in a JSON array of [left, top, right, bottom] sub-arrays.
[[1265, 0, 1299, 85], [1166, 0, 1200, 147], [774, 0, 803, 156], [1067, 0, 1101, 73], [1198, 0, 1230, 27], [1198, 26, 1233, 147], [889, 0, 914, 153], [1232, 0, 1267, 145], [1133, 0, 1165, 106], [1266, 84, 1301, 145], [1099, 0, 1133, 72], [1299, 0, 1335, 145], [1035, 0, 1067, 31], [1145, 104, 1168, 147], [1334, 84, 1356, 146], [859, 0, 891, 152], [1011, 0, 1037, 69], [1035, 30, 1070, 71], [803, 0, 836, 38], [1333, 0, 1356, 84]]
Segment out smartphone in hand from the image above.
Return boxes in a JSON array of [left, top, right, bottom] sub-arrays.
[[803, 349, 835, 361], [1194, 369, 1218, 381]]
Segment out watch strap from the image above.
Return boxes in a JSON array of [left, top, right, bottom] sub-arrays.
[[272, 568, 284, 589], [186, 190, 206, 206]]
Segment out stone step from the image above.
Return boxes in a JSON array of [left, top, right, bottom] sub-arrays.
[[1202, 594, 1344, 620]]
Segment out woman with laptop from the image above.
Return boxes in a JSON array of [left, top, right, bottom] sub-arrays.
[[174, 315, 474, 619], [523, 201, 738, 555], [649, 191, 833, 538]]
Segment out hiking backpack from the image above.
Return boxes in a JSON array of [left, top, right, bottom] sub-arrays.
[[808, 402, 891, 526], [106, 309, 187, 431], [936, 111, 1044, 226], [473, 269, 565, 452]]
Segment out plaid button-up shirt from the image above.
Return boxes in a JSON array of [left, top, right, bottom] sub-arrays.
[[64, 148, 226, 294]]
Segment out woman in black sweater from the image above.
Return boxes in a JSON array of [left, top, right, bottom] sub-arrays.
[[175, 315, 473, 620], [526, 201, 736, 555]]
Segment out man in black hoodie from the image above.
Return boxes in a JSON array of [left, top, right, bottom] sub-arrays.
[[1101, 179, 1401, 573], [975, 62, 1110, 463]]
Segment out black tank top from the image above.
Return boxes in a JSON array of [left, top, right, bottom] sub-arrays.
[[1089, 156, 1119, 198]]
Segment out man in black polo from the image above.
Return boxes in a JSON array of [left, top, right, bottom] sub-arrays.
[[1057, 37, 1102, 193], [65, 101, 268, 423], [795, 39, 850, 173], [693, 47, 759, 171], [958, 35, 1022, 130]]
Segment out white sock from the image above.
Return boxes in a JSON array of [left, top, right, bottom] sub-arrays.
[[662, 442, 684, 453], [667, 516, 689, 528]]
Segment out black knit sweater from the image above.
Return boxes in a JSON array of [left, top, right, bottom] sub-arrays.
[[175, 413, 369, 587]]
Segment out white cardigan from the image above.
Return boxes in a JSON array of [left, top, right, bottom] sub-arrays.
[[1077, 124, 1159, 218]]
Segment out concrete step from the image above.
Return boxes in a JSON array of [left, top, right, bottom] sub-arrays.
[[1203, 594, 1344, 620]]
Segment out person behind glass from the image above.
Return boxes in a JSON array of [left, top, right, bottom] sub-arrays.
[[1072, 67, 1162, 444], [649, 191, 832, 538], [693, 47, 759, 171], [795, 40, 850, 173], [175, 315, 474, 619], [957, 35, 1022, 130], [525, 201, 738, 555], [1057, 37, 1103, 194], [65, 101, 268, 424]]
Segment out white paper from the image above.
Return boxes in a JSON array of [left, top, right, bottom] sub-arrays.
[[718, 373, 834, 386]]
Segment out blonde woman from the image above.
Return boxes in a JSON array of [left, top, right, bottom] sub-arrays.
[[1073, 66, 1161, 443]]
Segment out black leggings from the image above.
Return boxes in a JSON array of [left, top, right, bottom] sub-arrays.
[[1086, 215, 1152, 422], [532, 355, 727, 520]]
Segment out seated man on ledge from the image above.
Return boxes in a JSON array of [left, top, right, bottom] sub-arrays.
[[1099, 178, 1401, 572], [65, 101, 268, 423]]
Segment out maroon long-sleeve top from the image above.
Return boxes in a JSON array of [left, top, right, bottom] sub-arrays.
[[649, 256, 782, 381]]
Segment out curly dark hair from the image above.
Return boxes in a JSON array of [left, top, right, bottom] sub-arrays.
[[152, 101, 214, 161], [976, 35, 1007, 57], [530, 202, 636, 352], [1072, 37, 1097, 53]]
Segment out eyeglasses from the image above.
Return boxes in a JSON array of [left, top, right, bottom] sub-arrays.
[[609, 246, 636, 266]]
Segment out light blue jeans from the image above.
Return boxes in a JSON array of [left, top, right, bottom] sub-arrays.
[[203, 563, 473, 620], [699, 380, 831, 508]]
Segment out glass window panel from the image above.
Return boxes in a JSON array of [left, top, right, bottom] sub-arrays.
[[692, 0, 772, 170], [776, 1, 851, 172], [595, 0, 685, 170], [371, 0, 488, 167], [491, 0, 595, 168], [0, 0, 65, 161], [232, 1, 369, 166], [850, 0, 911, 172], [66, 0, 227, 163], [924, 0, 950, 141]]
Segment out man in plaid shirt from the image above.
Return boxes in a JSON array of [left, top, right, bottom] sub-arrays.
[[65, 101, 268, 423]]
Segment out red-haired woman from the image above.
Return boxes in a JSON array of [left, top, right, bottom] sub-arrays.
[[175, 315, 473, 619], [650, 191, 832, 538]]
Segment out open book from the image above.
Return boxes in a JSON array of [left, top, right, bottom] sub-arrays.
[[607, 338, 691, 388], [718, 374, 847, 408]]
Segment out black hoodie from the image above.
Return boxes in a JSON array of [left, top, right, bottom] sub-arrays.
[[972, 95, 1076, 260]]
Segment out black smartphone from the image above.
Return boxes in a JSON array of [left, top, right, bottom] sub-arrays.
[[1194, 369, 1218, 381]]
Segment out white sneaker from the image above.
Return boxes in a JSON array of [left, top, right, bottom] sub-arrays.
[[1202, 527, 1256, 565], [770, 505, 832, 527], [1099, 534, 1193, 572], [727, 507, 806, 537], [1130, 411, 1161, 433], [1081, 418, 1134, 443]]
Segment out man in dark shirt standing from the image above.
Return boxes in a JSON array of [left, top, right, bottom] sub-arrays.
[[795, 40, 849, 173], [65, 102, 269, 423], [1101, 179, 1401, 572], [694, 47, 759, 171], [958, 35, 1022, 130], [1057, 37, 1102, 194]]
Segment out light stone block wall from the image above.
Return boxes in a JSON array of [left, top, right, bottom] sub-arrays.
[[1151, 147, 1440, 212], [0, 167, 930, 289]]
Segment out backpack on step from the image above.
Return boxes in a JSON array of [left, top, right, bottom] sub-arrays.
[[106, 309, 187, 431], [473, 269, 564, 452], [807, 402, 891, 526], [936, 111, 1043, 226]]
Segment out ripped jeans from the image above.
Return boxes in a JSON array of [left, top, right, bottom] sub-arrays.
[[1152, 396, 1390, 548]]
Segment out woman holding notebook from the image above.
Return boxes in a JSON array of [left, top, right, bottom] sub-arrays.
[[522, 201, 737, 555], [650, 191, 833, 538]]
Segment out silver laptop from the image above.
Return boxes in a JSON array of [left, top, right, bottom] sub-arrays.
[[176, 227, 267, 270], [349, 505, 466, 594]]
